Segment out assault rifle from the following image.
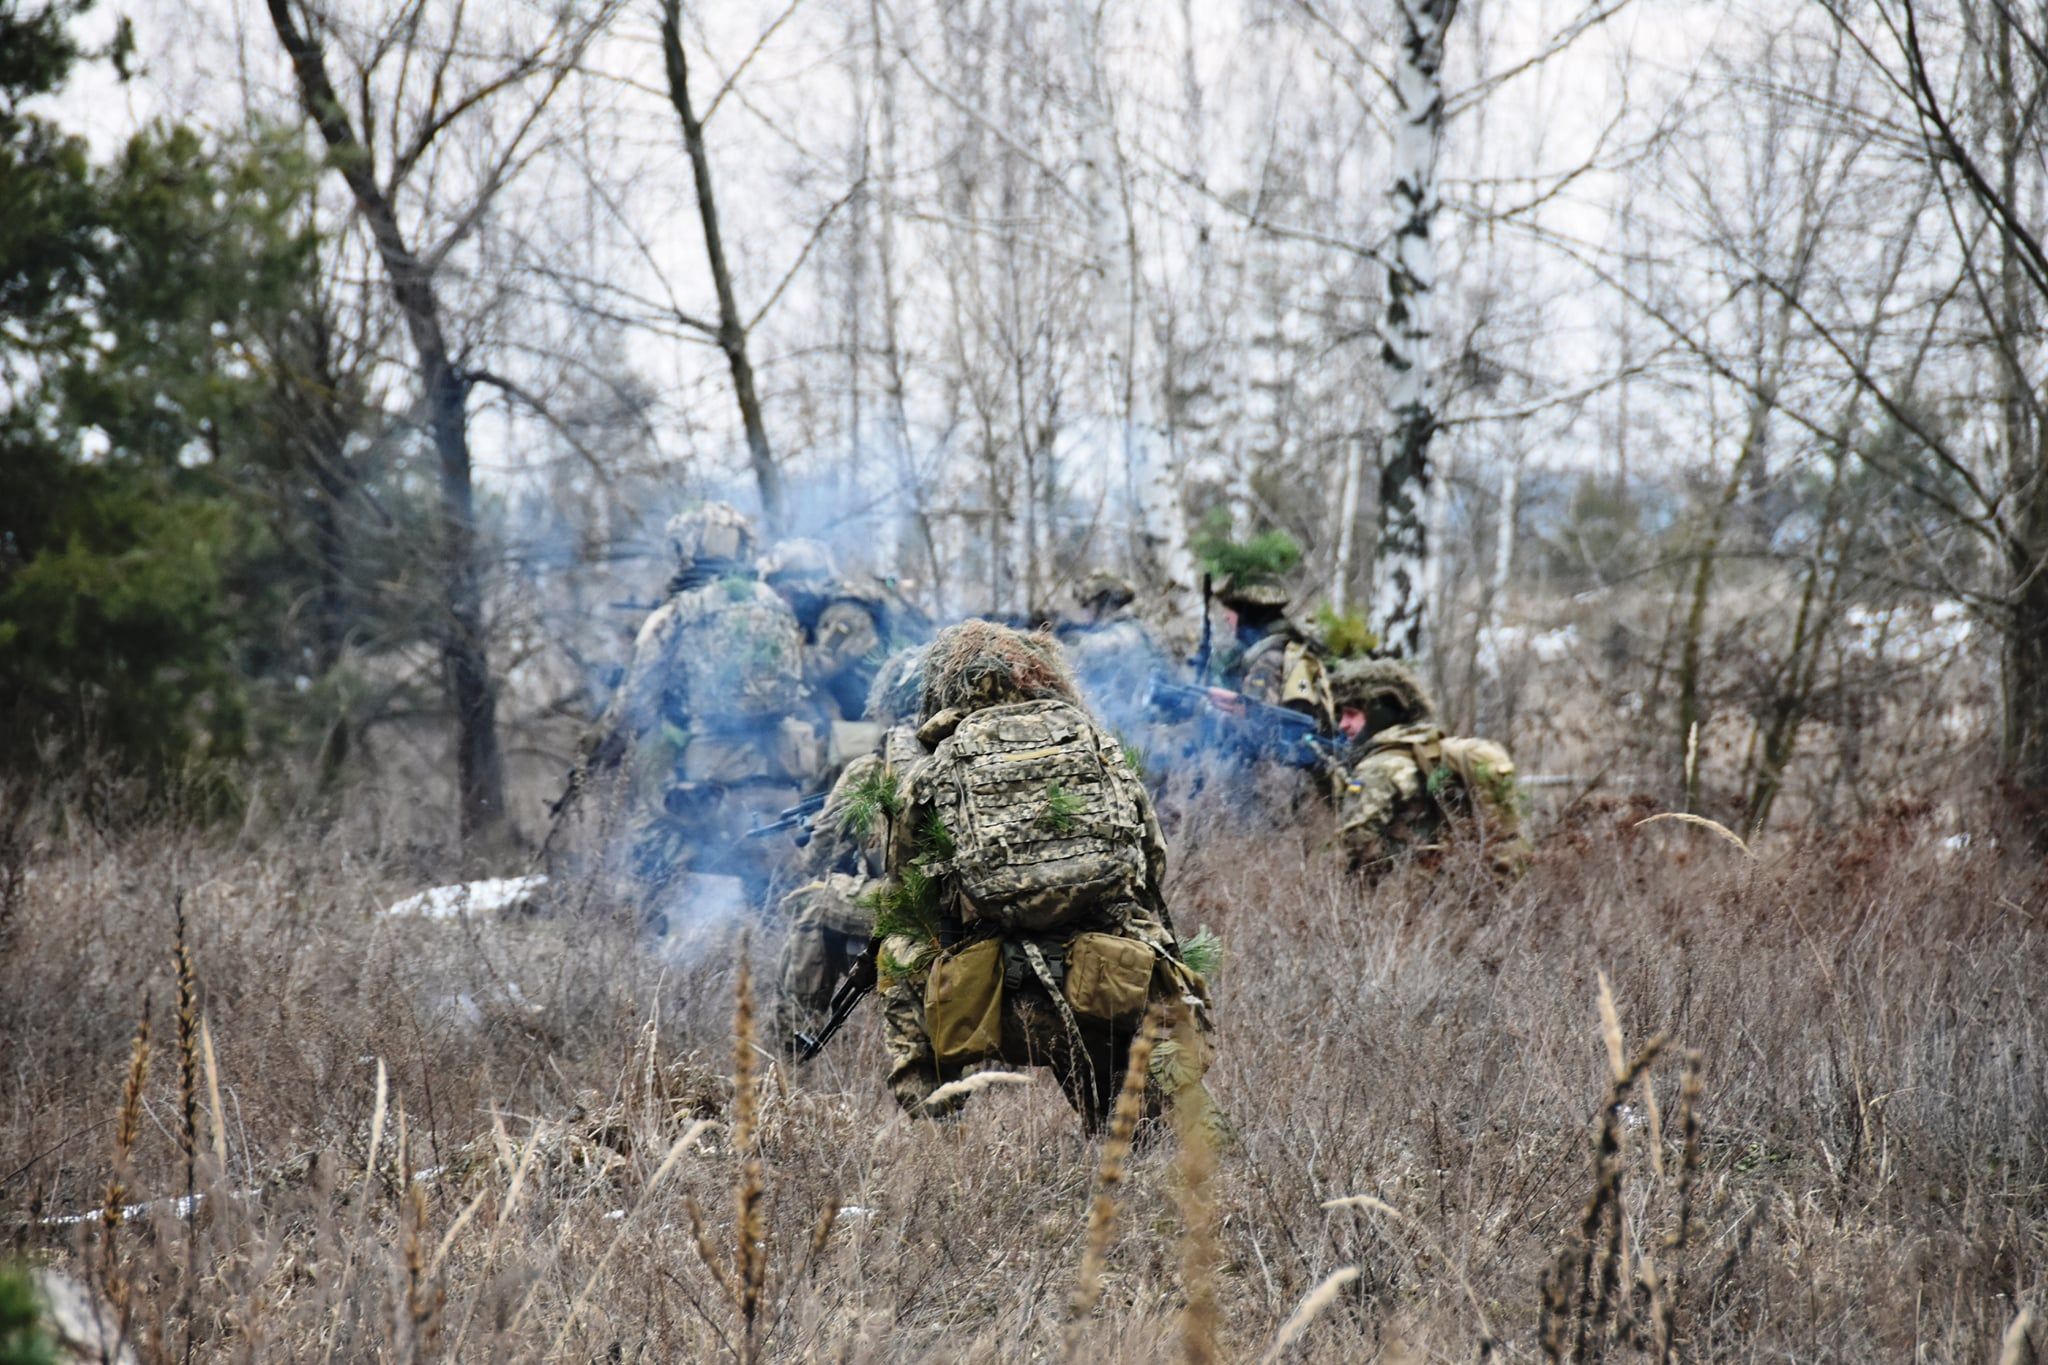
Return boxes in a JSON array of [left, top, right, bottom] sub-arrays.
[[1146, 675, 1345, 773], [792, 941, 879, 1061], [745, 790, 829, 843]]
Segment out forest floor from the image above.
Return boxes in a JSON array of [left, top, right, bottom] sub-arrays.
[[2, 785, 2043, 1361]]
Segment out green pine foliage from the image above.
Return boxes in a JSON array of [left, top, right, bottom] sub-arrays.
[[1040, 782, 1086, 834], [0, 11, 436, 797], [838, 765, 903, 839], [1190, 508, 1302, 580], [1180, 927, 1224, 979], [919, 811, 955, 860], [1313, 605, 1379, 658]]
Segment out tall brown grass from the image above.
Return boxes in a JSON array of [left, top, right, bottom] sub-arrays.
[[1, 784, 2042, 1360]]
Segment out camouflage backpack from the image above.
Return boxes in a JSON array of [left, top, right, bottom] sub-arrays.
[[673, 580, 806, 722], [911, 698, 1149, 932]]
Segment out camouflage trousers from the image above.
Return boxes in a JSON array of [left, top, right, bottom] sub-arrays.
[[623, 780, 803, 930], [773, 873, 872, 1041], [877, 918, 1220, 1142]]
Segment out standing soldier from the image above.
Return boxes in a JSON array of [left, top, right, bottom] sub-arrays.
[[774, 645, 927, 1042], [1055, 570, 1167, 728], [580, 504, 818, 927], [761, 538, 892, 724], [870, 620, 1219, 1137], [1215, 570, 1336, 731], [1329, 658, 1529, 879]]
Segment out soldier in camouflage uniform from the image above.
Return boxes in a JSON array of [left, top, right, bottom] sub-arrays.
[[1055, 570, 1167, 725], [774, 645, 927, 1042], [871, 620, 1219, 1137], [584, 504, 818, 924], [1216, 570, 1335, 731], [760, 538, 892, 725], [1329, 658, 1529, 879]]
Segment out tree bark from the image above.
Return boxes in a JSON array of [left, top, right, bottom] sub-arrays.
[[266, 0, 505, 843], [1370, 0, 1456, 661], [661, 0, 785, 537]]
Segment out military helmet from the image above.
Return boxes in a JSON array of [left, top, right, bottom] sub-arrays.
[[1214, 570, 1290, 610], [920, 619, 1079, 721], [1076, 570, 1137, 612], [760, 537, 837, 585], [665, 502, 757, 569], [864, 644, 928, 728], [1328, 657, 1436, 728]]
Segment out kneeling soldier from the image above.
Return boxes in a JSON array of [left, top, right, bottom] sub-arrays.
[[1330, 659, 1529, 880], [871, 620, 1218, 1137]]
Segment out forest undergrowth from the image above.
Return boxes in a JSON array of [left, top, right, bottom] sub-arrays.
[[1, 783, 2042, 1361]]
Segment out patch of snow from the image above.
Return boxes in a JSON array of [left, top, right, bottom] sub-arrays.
[[384, 875, 548, 920], [1476, 623, 1579, 674]]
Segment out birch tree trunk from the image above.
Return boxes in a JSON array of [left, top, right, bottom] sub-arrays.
[[1370, 0, 1455, 661]]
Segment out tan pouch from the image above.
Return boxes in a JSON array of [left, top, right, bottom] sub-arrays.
[[924, 938, 1003, 1065], [1062, 932, 1156, 1024]]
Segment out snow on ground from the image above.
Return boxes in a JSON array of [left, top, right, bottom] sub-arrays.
[[1476, 623, 1580, 674], [383, 875, 548, 920]]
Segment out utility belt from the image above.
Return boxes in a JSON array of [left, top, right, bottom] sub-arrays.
[[922, 922, 1169, 1067]]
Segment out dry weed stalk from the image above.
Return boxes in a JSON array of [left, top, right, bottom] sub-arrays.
[[1321, 1194, 1499, 1356], [1261, 1266, 1360, 1364], [732, 951, 768, 1357], [1632, 812, 1753, 858], [1999, 1308, 2038, 1365], [173, 896, 201, 1365], [1065, 1005, 1166, 1355], [1171, 1012, 1221, 1365], [198, 1014, 228, 1172], [925, 1070, 1031, 1106], [544, 1119, 713, 1356], [1541, 975, 1703, 1364], [98, 993, 152, 1343]]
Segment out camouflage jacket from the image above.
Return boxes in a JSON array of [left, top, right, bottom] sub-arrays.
[[1337, 724, 1527, 876], [1231, 623, 1335, 730], [592, 575, 811, 800]]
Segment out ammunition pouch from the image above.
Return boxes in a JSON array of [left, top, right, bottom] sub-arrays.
[[1061, 932, 1156, 1025], [924, 938, 1004, 1066]]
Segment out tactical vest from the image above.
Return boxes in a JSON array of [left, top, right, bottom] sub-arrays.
[[911, 699, 1149, 932], [1368, 725, 1522, 837], [1239, 634, 1335, 728]]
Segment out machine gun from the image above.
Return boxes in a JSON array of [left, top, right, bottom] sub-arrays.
[[791, 942, 879, 1061], [1146, 675, 1345, 773], [745, 790, 829, 844]]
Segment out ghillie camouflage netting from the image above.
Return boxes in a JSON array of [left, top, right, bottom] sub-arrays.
[[1329, 657, 1437, 723], [920, 620, 1078, 720]]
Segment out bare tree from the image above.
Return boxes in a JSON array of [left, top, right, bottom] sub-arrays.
[[267, 0, 550, 842], [660, 0, 786, 536], [1815, 0, 2048, 811]]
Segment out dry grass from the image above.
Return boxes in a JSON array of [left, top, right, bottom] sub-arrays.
[[1, 781, 2044, 1361]]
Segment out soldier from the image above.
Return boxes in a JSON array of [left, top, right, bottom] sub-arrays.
[[1215, 570, 1335, 731], [1329, 658, 1529, 879], [1055, 570, 1167, 727], [871, 620, 1219, 1137], [581, 504, 819, 925], [760, 537, 892, 724], [774, 645, 927, 1042]]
